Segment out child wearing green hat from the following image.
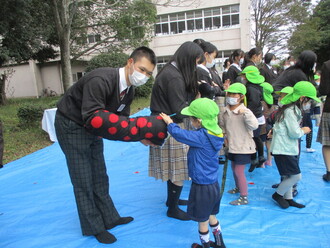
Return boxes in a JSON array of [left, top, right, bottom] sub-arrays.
[[219, 83, 259, 205], [240, 66, 267, 172], [270, 81, 320, 209], [160, 98, 226, 248]]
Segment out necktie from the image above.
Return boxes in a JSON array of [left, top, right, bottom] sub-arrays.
[[120, 88, 127, 100]]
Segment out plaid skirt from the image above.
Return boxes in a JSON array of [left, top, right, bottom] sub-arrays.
[[317, 112, 330, 145], [149, 120, 192, 182]]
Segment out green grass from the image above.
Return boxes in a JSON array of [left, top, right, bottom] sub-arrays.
[[0, 96, 150, 165]]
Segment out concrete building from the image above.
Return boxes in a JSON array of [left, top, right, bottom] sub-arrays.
[[150, 0, 251, 72], [0, 0, 251, 98]]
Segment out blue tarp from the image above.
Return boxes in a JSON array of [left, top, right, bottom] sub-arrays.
[[0, 108, 329, 248]]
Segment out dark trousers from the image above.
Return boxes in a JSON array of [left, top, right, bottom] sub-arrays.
[[302, 113, 313, 148], [55, 111, 120, 236], [0, 121, 3, 165]]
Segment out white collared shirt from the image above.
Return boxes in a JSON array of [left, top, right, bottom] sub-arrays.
[[119, 67, 130, 94], [230, 63, 242, 71]]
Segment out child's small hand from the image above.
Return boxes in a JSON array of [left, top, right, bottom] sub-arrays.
[[160, 113, 173, 125], [301, 126, 311, 134]]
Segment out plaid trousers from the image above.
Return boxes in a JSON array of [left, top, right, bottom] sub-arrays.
[[55, 111, 120, 236]]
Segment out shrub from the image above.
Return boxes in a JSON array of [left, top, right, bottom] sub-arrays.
[[17, 104, 44, 127], [86, 52, 129, 72]]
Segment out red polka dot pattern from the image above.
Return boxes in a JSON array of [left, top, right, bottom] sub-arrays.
[[156, 116, 162, 120], [145, 132, 153, 139], [130, 118, 135, 122], [147, 122, 153, 128], [109, 114, 119, 123], [158, 132, 166, 139], [91, 116, 103, 128], [137, 117, 148, 128], [130, 127, 138, 135], [108, 127, 117, 135], [121, 121, 128, 128], [124, 136, 131, 141]]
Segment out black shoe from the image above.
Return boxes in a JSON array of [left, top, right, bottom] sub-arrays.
[[248, 159, 258, 172], [0, 164, 3, 169], [166, 199, 188, 207], [272, 192, 289, 209], [323, 172, 330, 182], [95, 230, 117, 244], [106, 216, 134, 230], [287, 199, 305, 208], [257, 156, 266, 168]]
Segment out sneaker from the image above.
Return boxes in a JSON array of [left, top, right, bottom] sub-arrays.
[[306, 148, 316, 153], [229, 196, 248, 205], [292, 189, 298, 197], [227, 187, 239, 194]]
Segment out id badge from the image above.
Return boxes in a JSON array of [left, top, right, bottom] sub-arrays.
[[117, 104, 126, 112]]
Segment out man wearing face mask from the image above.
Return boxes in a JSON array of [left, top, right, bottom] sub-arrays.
[[54, 46, 157, 244], [260, 53, 279, 85]]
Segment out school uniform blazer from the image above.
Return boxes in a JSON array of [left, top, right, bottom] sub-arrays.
[[260, 64, 278, 85], [246, 82, 264, 118], [226, 64, 241, 84], [273, 67, 308, 91], [197, 66, 224, 97], [150, 63, 194, 123], [219, 104, 258, 154], [270, 105, 304, 156], [57, 67, 134, 126], [319, 60, 330, 113]]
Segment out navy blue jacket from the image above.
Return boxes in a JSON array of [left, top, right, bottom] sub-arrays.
[[167, 124, 224, 184]]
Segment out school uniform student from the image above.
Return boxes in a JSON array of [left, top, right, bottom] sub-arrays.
[[161, 98, 226, 248], [271, 81, 320, 209], [220, 83, 259, 205], [240, 66, 266, 171]]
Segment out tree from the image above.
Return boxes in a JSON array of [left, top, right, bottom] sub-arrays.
[[251, 0, 311, 54], [48, 0, 157, 91], [288, 0, 330, 64], [0, 0, 56, 104]]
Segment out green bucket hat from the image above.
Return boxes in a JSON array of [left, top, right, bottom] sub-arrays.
[[260, 82, 274, 104], [240, 65, 265, 84], [314, 74, 320, 80], [181, 98, 222, 135], [274, 86, 293, 95], [280, 81, 321, 105], [225, 83, 247, 95]]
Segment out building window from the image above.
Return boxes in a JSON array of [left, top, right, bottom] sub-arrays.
[[156, 56, 171, 72], [72, 72, 86, 82], [87, 34, 101, 43], [155, 4, 240, 36]]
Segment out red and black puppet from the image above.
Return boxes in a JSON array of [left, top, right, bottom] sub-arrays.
[[85, 110, 168, 146]]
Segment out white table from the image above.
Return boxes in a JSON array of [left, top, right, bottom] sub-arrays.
[[41, 108, 58, 142]]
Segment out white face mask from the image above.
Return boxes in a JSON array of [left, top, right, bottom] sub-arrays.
[[302, 102, 311, 111], [226, 96, 239, 106], [239, 58, 244, 65], [290, 61, 295, 66], [206, 59, 215, 69], [129, 67, 149, 87], [283, 65, 290, 70], [270, 60, 277, 66]]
